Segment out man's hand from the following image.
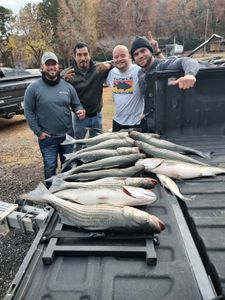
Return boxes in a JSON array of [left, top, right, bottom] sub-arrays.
[[96, 62, 112, 73], [76, 109, 86, 119], [64, 69, 75, 81], [147, 31, 165, 59], [147, 31, 160, 53], [169, 74, 196, 89], [38, 132, 51, 140]]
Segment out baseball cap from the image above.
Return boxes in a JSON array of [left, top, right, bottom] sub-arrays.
[[41, 52, 59, 64], [130, 36, 154, 59]]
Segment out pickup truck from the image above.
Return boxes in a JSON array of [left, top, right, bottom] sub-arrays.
[[0, 74, 40, 119], [4, 65, 225, 300]]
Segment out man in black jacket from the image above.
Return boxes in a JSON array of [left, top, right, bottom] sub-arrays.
[[63, 43, 112, 148]]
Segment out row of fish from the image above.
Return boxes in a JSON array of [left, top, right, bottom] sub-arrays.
[[20, 130, 225, 234], [21, 179, 164, 233]]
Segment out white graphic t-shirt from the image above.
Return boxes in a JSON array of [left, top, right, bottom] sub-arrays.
[[106, 64, 144, 126]]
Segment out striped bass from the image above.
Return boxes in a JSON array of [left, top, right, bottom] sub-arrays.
[[62, 147, 140, 170], [129, 131, 211, 159], [59, 153, 146, 178], [49, 177, 157, 193], [53, 186, 157, 207], [61, 132, 129, 145], [58, 165, 144, 182], [156, 174, 191, 201], [75, 137, 135, 154], [135, 141, 207, 166], [136, 158, 225, 179], [20, 182, 165, 233]]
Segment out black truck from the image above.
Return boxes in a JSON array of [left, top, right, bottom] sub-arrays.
[[0, 74, 40, 119], [4, 65, 225, 300]]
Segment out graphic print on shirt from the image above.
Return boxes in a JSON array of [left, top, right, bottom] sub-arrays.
[[113, 77, 133, 94]]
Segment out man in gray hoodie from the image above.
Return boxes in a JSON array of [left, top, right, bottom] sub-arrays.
[[24, 52, 85, 186]]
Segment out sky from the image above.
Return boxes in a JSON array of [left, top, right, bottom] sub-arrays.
[[0, 0, 42, 14]]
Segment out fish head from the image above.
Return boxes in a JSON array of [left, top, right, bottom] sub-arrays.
[[136, 158, 164, 169], [124, 177, 157, 188], [142, 177, 158, 187], [122, 206, 165, 233]]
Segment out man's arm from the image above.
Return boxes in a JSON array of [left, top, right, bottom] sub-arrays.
[[158, 57, 199, 89], [61, 67, 75, 82], [69, 85, 86, 119], [24, 85, 42, 136]]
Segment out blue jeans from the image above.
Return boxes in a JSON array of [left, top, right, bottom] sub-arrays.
[[73, 112, 102, 150], [38, 135, 74, 188]]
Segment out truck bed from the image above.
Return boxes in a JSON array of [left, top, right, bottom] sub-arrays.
[[5, 67, 225, 299], [173, 135, 225, 297], [6, 137, 225, 300]]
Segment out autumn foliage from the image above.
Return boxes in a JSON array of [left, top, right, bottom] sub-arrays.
[[0, 0, 224, 67]]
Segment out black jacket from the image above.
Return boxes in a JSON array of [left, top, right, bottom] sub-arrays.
[[64, 60, 111, 116]]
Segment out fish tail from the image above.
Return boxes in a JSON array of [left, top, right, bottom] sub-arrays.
[[20, 182, 50, 202], [60, 134, 76, 145], [63, 153, 73, 161], [49, 177, 67, 193]]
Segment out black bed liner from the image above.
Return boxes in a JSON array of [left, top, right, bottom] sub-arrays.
[[5, 181, 216, 300], [172, 135, 225, 298]]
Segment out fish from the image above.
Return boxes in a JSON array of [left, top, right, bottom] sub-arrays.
[[61, 132, 129, 145], [69, 137, 135, 155], [57, 165, 145, 182], [136, 158, 225, 179], [156, 174, 191, 201], [77, 137, 135, 154], [49, 177, 157, 193], [135, 141, 207, 166], [58, 153, 146, 179], [20, 182, 165, 233], [62, 147, 140, 170], [129, 131, 211, 159], [53, 186, 157, 207]]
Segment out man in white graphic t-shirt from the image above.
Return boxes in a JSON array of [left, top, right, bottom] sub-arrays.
[[106, 45, 143, 132]]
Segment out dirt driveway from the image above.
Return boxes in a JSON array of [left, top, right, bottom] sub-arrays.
[[0, 115, 44, 298], [0, 88, 114, 298]]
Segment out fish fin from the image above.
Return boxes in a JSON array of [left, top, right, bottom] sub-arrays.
[[20, 182, 50, 202], [60, 134, 76, 145], [45, 175, 56, 183], [201, 151, 214, 159], [182, 196, 193, 201], [79, 157, 93, 163]]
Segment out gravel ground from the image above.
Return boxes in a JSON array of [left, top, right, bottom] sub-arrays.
[[0, 89, 113, 298], [0, 115, 44, 299]]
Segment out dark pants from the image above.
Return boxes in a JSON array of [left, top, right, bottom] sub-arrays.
[[73, 112, 102, 151], [38, 136, 74, 188], [112, 119, 141, 132]]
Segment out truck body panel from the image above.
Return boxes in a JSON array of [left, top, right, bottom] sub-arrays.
[[0, 75, 40, 118]]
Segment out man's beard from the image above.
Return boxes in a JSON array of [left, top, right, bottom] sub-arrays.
[[78, 61, 89, 70], [142, 55, 153, 69], [43, 70, 59, 80]]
